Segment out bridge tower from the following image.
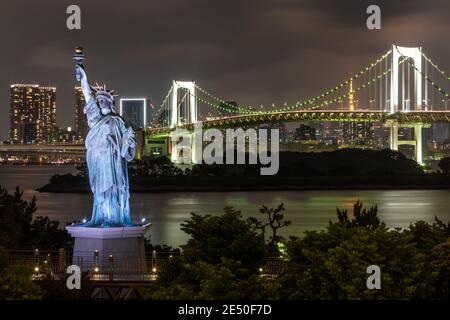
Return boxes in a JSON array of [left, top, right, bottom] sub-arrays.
[[390, 45, 423, 114], [389, 45, 424, 164], [169, 81, 201, 164], [170, 81, 197, 128]]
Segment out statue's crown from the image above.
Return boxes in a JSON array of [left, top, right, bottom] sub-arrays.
[[92, 83, 118, 103]]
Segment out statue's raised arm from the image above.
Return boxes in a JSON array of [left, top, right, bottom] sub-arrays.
[[73, 46, 93, 103], [76, 65, 94, 103]]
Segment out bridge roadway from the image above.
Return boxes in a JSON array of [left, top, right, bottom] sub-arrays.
[[0, 144, 85, 155], [146, 110, 450, 135], [2, 110, 449, 153]]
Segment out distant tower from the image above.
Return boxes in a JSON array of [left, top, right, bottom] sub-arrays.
[[348, 79, 354, 111], [75, 86, 88, 139]]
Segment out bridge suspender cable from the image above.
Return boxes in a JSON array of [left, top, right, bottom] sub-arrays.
[[421, 52, 450, 81], [189, 63, 397, 116], [150, 48, 449, 129], [394, 47, 449, 101], [195, 49, 392, 116]]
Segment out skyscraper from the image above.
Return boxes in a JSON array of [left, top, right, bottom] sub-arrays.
[[75, 86, 88, 139], [9, 84, 56, 144], [340, 79, 374, 147], [295, 124, 316, 141], [341, 122, 375, 146], [119, 98, 147, 129]]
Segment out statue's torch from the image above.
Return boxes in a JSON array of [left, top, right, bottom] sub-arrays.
[[73, 46, 85, 81]]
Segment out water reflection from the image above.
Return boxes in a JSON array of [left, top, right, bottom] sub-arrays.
[[1, 165, 449, 247]]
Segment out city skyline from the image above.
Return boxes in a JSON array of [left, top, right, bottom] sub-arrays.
[[0, 0, 449, 140], [4, 80, 449, 148]]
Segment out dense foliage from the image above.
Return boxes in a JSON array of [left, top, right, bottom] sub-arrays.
[[45, 149, 427, 184], [438, 157, 450, 173], [0, 185, 449, 300], [187, 149, 424, 177], [144, 201, 450, 300], [0, 186, 71, 250], [40, 149, 447, 193]]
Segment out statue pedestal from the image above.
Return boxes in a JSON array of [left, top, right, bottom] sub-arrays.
[[66, 225, 151, 279]]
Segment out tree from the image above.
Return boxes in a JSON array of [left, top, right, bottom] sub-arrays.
[[0, 264, 42, 300], [0, 246, 7, 273], [0, 186, 72, 250], [247, 217, 267, 245], [37, 273, 92, 300], [275, 201, 450, 300], [144, 201, 450, 300], [250, 203, 291, 248], [428, 239, 450, 298], [180, 207, 267, 269], [438, 157, 450, 173], [331, 200, 383, 231], [144, 257, 276, 300], [0, 187, 35, 249], [30, 216, 72, 250]]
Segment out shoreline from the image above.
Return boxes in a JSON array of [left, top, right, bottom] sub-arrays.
[[37, 182, 450, 193]]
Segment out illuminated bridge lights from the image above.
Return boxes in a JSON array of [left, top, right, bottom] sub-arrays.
[[145, 110, 450, 137]]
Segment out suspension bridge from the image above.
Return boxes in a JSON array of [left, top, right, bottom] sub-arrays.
[[146, 45, 450, 164]]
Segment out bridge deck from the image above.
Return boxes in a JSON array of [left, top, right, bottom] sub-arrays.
[[147, 110, 450, 135]]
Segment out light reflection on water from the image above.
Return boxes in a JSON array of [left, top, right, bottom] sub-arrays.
[[1, 165, 449, 247]]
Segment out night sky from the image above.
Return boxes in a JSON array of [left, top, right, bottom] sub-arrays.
[[0, 0, 449, 140]]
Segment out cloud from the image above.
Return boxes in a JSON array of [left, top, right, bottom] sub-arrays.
[[0, 0, 449, 139]]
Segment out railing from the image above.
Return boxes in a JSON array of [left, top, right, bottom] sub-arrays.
[[5, 249, 180, 281], [5, 249, 285, 282]]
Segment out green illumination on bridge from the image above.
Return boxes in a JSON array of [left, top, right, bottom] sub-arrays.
[[146, 110, 450, 137]]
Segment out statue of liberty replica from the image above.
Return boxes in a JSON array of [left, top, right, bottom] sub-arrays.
[[74, 47, 136, 227], [67, 47, 149, 277]]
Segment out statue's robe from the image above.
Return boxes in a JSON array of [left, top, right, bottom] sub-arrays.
[[84, 98, 135, 227]]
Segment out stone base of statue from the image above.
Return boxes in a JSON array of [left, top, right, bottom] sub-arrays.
[[66, 224, 151, 280]]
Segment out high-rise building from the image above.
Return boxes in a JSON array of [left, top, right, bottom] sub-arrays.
[[321, 122, 340, 145], [339, 80, 374, 147], [75, 86, 88, 139], [10, 84, 56, 144], [295, 124, 316, 141], [57, 126, 83, 145], [341, 122, 375, 146], [119, 98, 147, 129], [372, 123, 389, 149]]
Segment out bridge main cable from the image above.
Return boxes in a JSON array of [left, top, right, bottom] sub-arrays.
[[195, 49, 392, 115]]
